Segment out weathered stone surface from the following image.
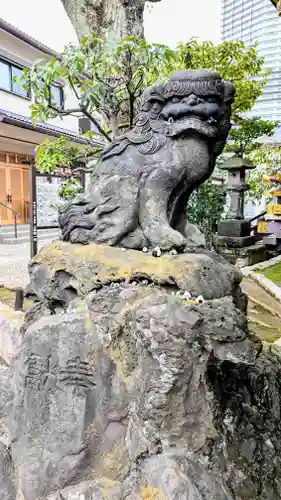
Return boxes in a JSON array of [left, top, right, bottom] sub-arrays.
[[26, 240, 242, 309], [184, 221, 206, 248], [0, 366, 15, 500], [0, 366, 13, 448], [13, 290, 253, 500], [46, 479, 122, 499], [122, 455, 233, 499], [4, 242, 281, 499], [0, 442, 16, 500]]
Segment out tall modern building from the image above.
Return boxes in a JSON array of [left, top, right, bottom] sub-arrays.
[[221, 0, 281, 127]]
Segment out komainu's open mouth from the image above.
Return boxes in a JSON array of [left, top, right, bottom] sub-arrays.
[[166, 115, 218, 138]]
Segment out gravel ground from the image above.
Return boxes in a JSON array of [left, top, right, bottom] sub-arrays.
[[0, 239, 55, 289]]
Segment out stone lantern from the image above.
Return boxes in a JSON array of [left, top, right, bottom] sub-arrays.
[[216, 153, 256, 248], [214, 152, 267, 266]]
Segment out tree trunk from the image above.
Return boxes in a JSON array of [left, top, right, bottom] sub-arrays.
[[61, 0, 162, 42]]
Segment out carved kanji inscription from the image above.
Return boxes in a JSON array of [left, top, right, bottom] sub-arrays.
[[24, 354, 95, 395], [59, 356, 96, 394], [25, 353, 58, 390]]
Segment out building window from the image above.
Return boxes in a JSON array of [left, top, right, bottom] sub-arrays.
[[35, 80, 64, 109], [0, 60, 12, 92], [11, 66, 29, 98], [0, 58, 30, 98], [49, 83, 64, 109], [0, 58, 64, 105]]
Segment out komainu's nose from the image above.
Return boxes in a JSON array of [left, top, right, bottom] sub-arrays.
[[183, 94, 201, 106]]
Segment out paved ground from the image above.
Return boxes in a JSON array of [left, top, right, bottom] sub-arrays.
[[0, 239, 54, 289]]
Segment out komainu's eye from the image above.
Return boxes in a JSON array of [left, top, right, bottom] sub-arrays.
[[206, 96, 221, 104], [171, 96, 180, 103]]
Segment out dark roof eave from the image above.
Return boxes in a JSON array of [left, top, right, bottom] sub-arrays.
[[0, 111, 105, 148], [0, 17, 58, 57]]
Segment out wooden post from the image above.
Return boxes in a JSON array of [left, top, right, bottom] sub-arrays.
[[14, 287, 24, 311], [29, 164, 38, 258]]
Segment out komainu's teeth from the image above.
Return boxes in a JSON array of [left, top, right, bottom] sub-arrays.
[[207, 117, 217, 125], [168, 117, 174, 124]]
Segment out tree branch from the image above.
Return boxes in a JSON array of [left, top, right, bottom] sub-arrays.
[[81, 106, 112, 142], [68, 75, 80, 101], [48, 104, 84, 116], [133, 73, 144, 93]]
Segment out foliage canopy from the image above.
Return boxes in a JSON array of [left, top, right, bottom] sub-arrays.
[[20, 35, 272, 206], [227, 116, 279, 155], [19, 35, 270, 175], [188, 181, 226, 247], [248, 144, 281, 200], [176, 40, 269, 116]]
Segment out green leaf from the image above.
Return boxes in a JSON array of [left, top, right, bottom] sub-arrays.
[[188, 181, 226, 247], [35, 137, 80, 173]]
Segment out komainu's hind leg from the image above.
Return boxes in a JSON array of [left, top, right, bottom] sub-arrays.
[[59, 176, 139, 246]]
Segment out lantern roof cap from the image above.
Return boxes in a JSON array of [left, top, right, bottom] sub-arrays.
[[219, 154, 255, 171]]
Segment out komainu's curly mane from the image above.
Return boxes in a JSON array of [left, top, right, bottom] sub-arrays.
[[100, 94, 167, 160]]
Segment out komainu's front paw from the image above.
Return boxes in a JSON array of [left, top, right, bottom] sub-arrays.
[[150, 228, 186, 252]]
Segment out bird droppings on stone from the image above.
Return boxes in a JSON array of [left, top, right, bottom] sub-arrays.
[[265, 438, 274, 450], [152, 247, 161, 258], [169, 249, 178, 256]]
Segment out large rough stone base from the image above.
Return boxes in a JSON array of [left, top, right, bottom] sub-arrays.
[[25, 240, 242, 303], [2, 242, 281, 499]]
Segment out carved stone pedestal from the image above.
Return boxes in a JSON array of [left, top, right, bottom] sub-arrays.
[[214, 241, 268, 268]]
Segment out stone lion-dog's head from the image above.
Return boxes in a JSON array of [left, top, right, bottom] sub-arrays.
[[101, 69, 235, 161]]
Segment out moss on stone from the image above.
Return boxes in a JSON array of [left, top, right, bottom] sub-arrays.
[[249, 321, 281, 343], [0, 287, 14, 307], [31, 241, 241, 303], [100, 440, 130, 481], [258, 262, 281, 287], [108, 340, 131, 386], [33, 240, 197, 288], [141, 485, 166, 499]]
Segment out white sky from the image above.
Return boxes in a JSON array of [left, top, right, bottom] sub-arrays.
[[0, 0, 221, 52]]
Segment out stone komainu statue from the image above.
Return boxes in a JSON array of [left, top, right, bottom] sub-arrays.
[[59, 69, 235, 251]]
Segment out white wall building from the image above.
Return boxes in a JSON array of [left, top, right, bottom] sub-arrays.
[[0, 18, 90, 225]]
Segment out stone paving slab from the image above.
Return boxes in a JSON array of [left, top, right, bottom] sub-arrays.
[[242, 277, 281, 317], [242, 256, 281, 305], [0, 239, 57, 289]]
